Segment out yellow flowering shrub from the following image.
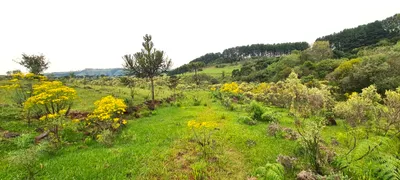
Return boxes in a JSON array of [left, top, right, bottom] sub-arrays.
[[187, 109, 219, 156], [24, 81, 77, 116], [251, 82, 270, 94], [220, 82, 242, 94], [0, 72, 46, 106], [87, 95, 127, 131], [188, 119, 218, 151]]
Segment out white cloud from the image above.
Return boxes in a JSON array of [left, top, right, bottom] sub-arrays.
[[0, 0, 399, 74]]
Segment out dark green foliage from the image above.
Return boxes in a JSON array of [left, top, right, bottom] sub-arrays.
[[334, 135, 400, 179], [167, 75, 180, 95], [317, 14, 400, 54], [238, 116, 257, 126], [189, 62, 205, 85], [232, 58, 278, 82], [122, 34, 172, 104], [261, 112, 278, 122], [250, 101, 264, 121], [191, 53, 222, 64], [221, 42, 309, 63], [14, 53, 49, 75], [170, 42, 309, 75], [371, 154, 400, 180], [313, 59, 345, 79], [300, 41, 333, 62]]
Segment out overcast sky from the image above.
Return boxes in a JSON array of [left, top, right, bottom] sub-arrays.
[[0, 0, 399, 74]]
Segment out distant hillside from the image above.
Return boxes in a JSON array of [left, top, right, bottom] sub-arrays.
[[317, 14, 400, 53], [169, 42, 309, 75], [47, 68, 125, 77]]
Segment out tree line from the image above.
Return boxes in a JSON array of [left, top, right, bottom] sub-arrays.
[[317, 14, 400, 55], [169, 42, 309, 75]]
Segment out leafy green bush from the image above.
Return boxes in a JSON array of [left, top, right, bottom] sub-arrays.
[[296, 120, 329, 174], [255, 163, 285, 180], [250, 101, 264, 121], [261, 112, 278, 122], [239, 116, 257, 126]]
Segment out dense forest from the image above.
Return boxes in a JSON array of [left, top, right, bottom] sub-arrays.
[[169, 42, 309, 75], [317, 14, 400, 55]]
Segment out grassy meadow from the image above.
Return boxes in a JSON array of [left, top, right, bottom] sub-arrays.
[[0, 74, 398, 180], [180, 64, 241, 78]]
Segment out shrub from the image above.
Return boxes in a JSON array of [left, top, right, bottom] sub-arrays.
[[24, 81, 77, 120], [187, 119, 218, 156], [96, 129, 114, 147], [222, 97, 235, 111], [239, 116, 257, 126], [86, 95, 127, 134], [296, 120, 328, 174], [0, 72, 45, 107], [334, 85, 381, 127], [250, 101, 264, 121], [210, 78, 219, 84], [276, 155, 297, 170], [267, 122, 281, 137], [255, 163, 285, 180], [220, 82, 242, 94], [261, 112, 278, 122], [123, 98, 136, 114]]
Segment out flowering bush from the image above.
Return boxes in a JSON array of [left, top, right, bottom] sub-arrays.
[[87, 95, 127, 132], [24, 81, 77, 118], [251, 82, 270, 94], [187, 109, 219, 156], [188, 120, 218, 148], [0, 72, 46, 106], [220, 82, 242, 94], [334, 85, 381, 127]]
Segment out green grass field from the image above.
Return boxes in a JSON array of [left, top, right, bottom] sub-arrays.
[[181, 64, 241, 78], [0, 81, 356, 179]]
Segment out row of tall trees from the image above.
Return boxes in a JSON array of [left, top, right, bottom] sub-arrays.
[[317, 14, 400, 53], [169, 42, 309, 75], [221, 42, 309, 63]]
